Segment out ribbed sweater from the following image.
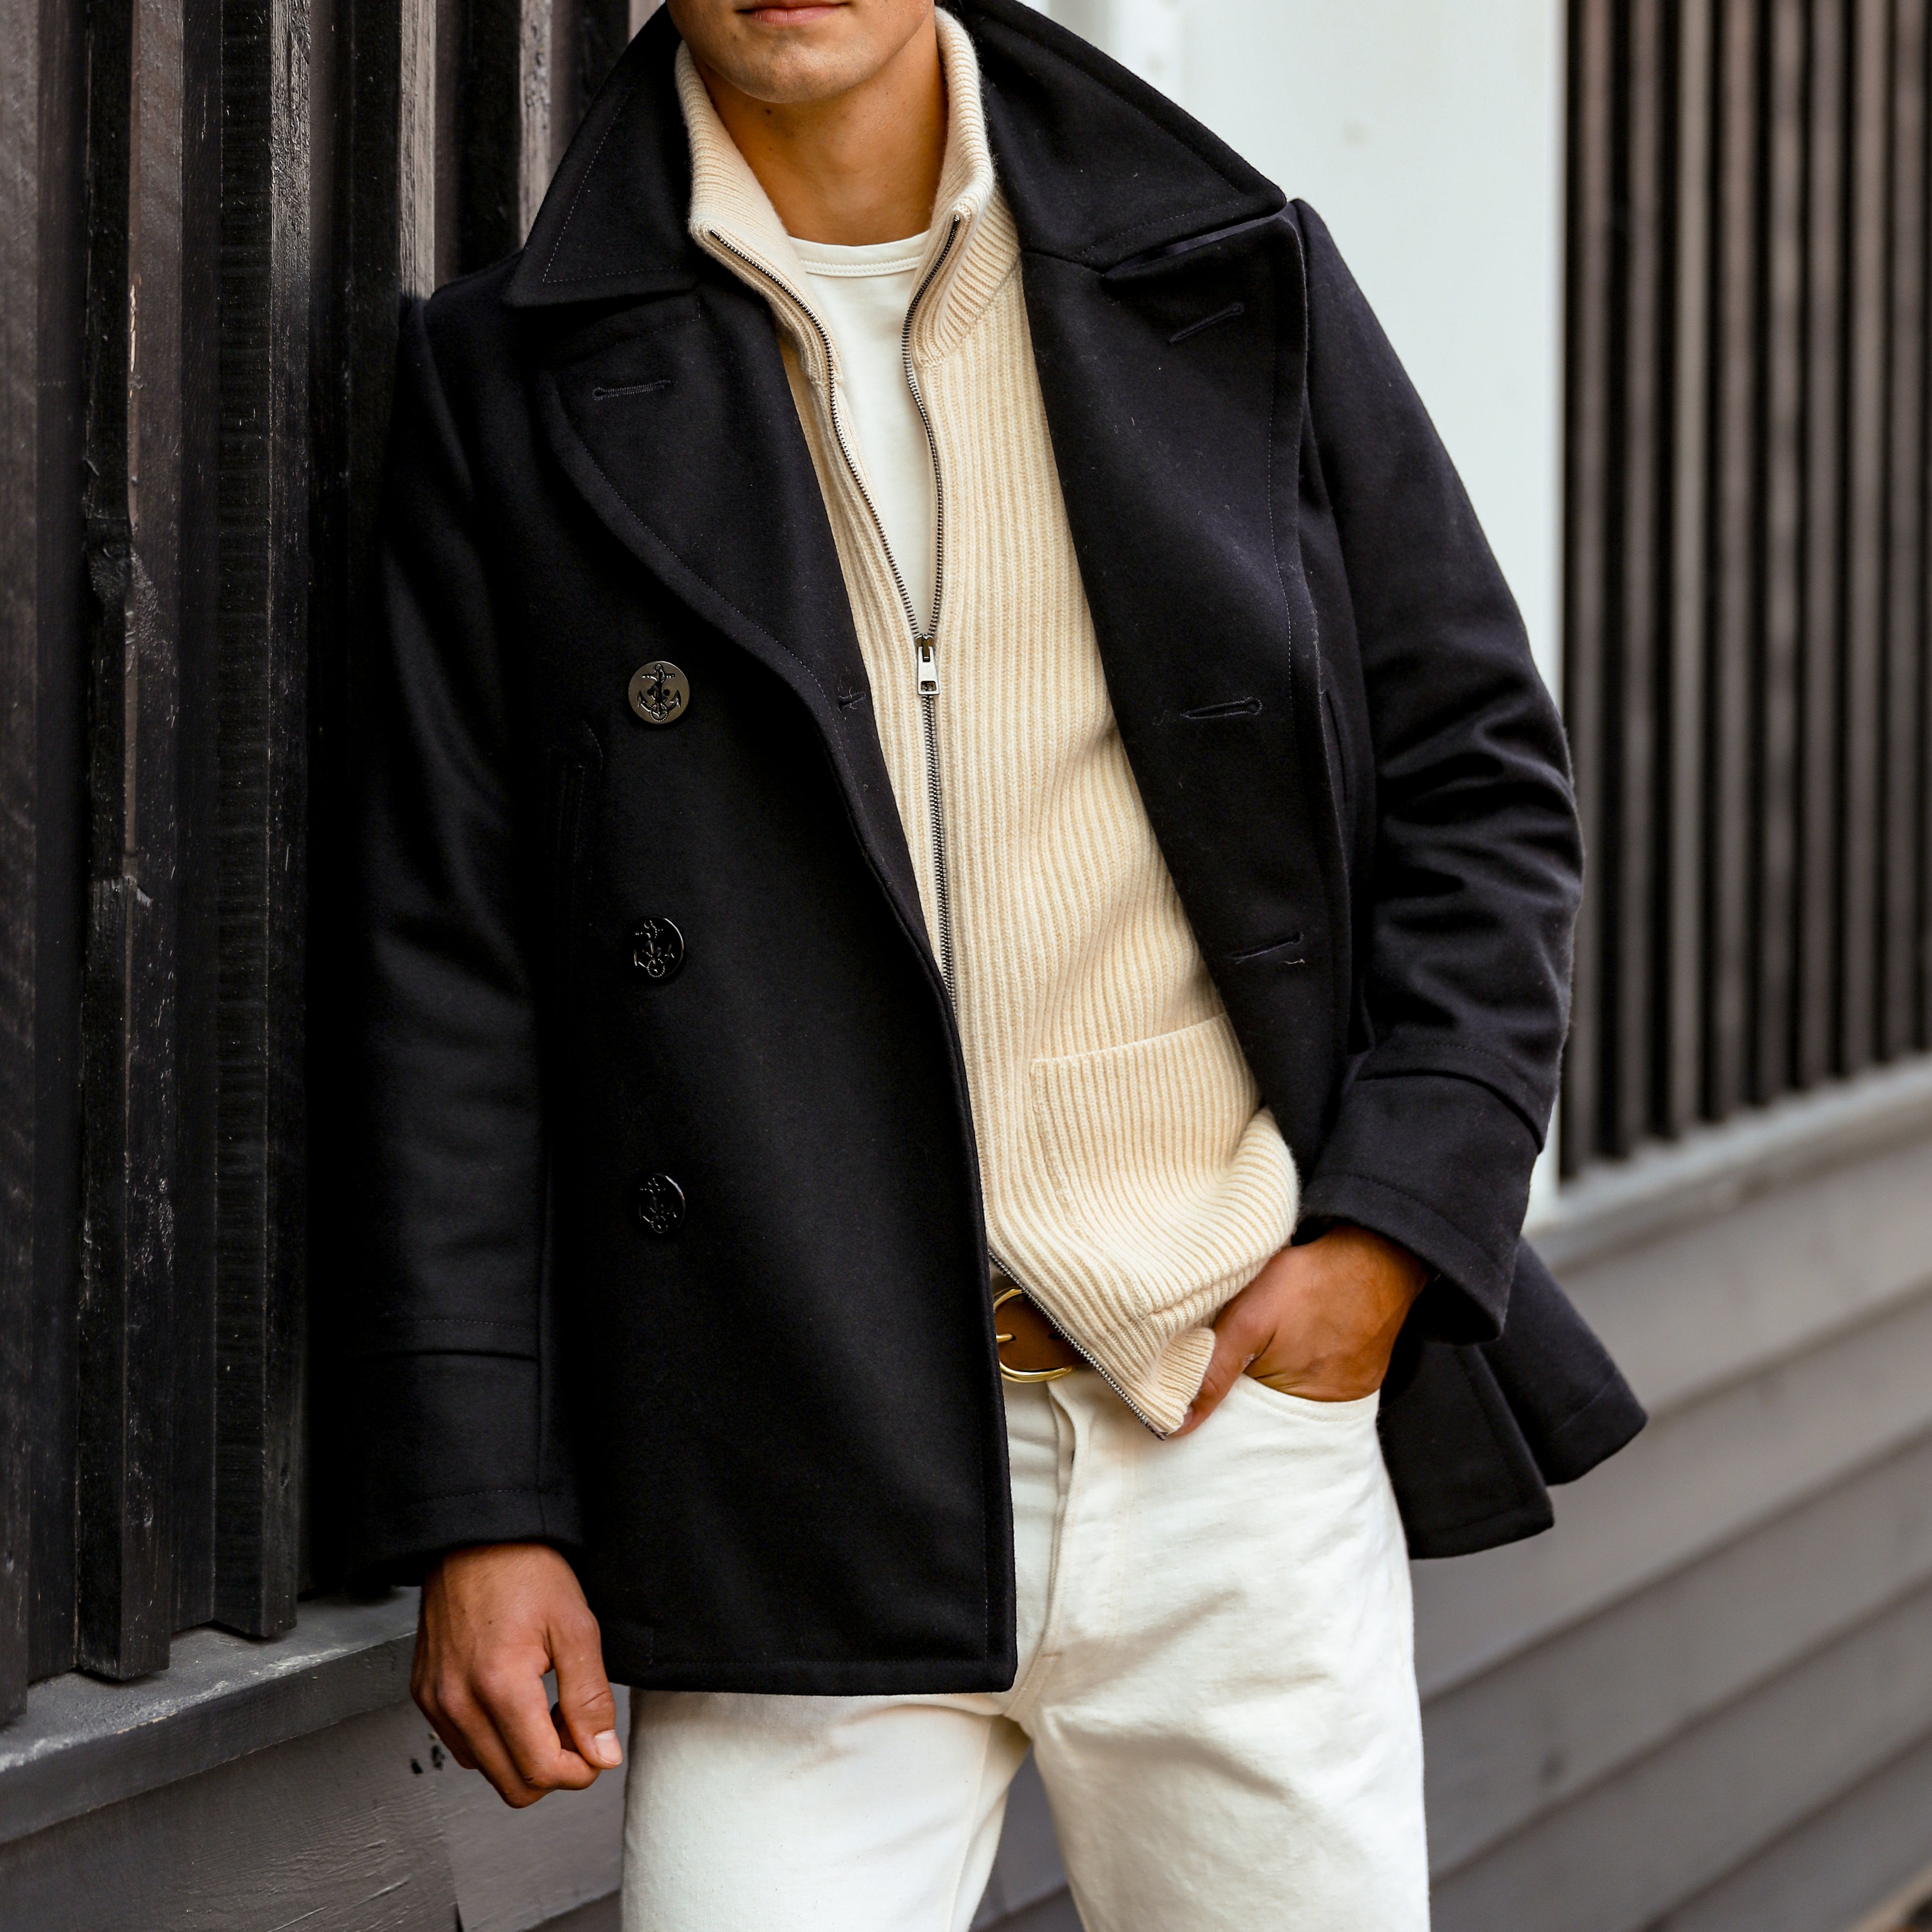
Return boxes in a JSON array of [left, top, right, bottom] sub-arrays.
[[677, 14, 1298, 1432]]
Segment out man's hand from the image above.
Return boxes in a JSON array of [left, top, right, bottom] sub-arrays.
[[1173, 1225, 1429, 1437], [413, 1542, 622, 1808]]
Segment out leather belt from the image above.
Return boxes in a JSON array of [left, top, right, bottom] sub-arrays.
[[992, 1270, 1084, 1383]]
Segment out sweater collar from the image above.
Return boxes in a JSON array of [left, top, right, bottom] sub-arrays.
[[503, 0, 1283, 312], [676, 8, 1009, 381]]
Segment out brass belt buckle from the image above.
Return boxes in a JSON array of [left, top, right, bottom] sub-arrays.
[[993, 1285, 1077, 1383]]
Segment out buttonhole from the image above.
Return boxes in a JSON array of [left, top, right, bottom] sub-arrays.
[[1182, 695, 1262, 721], [1169, 301, 1246, 346], [591, 379, 671, 401]]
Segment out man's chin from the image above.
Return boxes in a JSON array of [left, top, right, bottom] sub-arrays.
[[705, 45, 879, 109]]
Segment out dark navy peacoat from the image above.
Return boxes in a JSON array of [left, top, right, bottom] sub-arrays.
[[345, 0, 1644, 1693]]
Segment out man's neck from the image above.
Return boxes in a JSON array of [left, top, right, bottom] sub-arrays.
[[690, 17, 946, 245]]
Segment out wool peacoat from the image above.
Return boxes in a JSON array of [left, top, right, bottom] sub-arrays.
[[345, 0, 1645, 1693]]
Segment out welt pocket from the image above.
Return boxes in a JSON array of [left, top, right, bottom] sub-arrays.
[[1224, 934, 1306, 966]]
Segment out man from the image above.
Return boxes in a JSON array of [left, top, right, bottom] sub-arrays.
[[349, 2, 1644, 1925]]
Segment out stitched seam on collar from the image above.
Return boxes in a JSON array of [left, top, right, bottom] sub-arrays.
[[542, 72, 644, 283]]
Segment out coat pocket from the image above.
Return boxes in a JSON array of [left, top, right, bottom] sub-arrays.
[[1026, 1014, 1297, 1321]]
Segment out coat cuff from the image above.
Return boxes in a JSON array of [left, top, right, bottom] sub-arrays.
[[1301, 1070, 1541, 1343], [344, 1350, 583, 1583]]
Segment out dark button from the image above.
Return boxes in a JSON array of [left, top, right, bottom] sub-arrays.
[[628, 661, 689, 725], [635, 1172, 685, 1236], [630, 916, 685, 983]]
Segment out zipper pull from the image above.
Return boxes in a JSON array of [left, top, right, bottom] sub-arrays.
[[916, 639, 938, 695]]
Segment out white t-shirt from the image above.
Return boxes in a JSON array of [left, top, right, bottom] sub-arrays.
[[793, 230, 939, 630]]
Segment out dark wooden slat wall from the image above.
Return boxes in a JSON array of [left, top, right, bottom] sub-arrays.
[[1564, 0, 1932, 1173], [0, 0, 641, 1690]]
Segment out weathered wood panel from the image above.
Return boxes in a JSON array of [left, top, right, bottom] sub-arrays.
[[0, 1700, 458, 1931], [73, 0, 192, 1683], [214, 0, 312, 1641], [0, 0, 45, 1727], [25, 0, 90, 1690]]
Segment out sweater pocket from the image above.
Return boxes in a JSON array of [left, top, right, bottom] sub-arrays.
[[1027, 1014, 1298, 1329]]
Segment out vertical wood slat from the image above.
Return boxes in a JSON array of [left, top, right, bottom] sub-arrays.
[[28, 0, 91, 1686], [170, 0, 224, 1639], [0, 0, 43, 1724], [1610, 0, 1668, 1158], [1664, 0, 1715, 1143], [1796, 0, 1849, 1091], [1561, 0, 1615, 1173], [1882, 0, 1929, 1058], [1567, 0, 1932, 1168], [1755, 0, 1808, 1103], [1706, 0, 1760, 1123], [74, 0, 189, 1680], [398, 0, 439, 297], [1840, 0, 1892, 1077], [214, 0, 311, 1639]]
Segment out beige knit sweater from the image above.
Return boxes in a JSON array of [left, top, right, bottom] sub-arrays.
[[678, 14, 1297, 1432]]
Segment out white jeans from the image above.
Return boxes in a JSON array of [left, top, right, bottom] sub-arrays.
[[621, 1370, 1428, 1931]]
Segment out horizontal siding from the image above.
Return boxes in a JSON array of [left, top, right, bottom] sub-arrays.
[[1416, 1275, 1932, 1692], [1560, 1130, 1932, 1415], [1432, 1581, 1932, 1932], [1425, 1428, 1932, 1875], [1658, 1733, 1932, 1932], [1418, 1121, 1932, 1929]]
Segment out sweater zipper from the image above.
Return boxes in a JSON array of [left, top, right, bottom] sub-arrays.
[[709, 224, 1166, 1438]]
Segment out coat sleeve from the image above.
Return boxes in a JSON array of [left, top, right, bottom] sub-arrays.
[[1290, 203, 1583, 1343], [341, 297, 581, 1578]]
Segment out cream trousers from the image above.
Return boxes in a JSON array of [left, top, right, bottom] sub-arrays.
[[621, 1370, 1428, 1931]]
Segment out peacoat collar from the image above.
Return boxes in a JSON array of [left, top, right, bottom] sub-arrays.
[[501, 0, 1288, 313]]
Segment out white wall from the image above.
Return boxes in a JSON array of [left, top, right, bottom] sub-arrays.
[[1045, 0, 1565, 703]]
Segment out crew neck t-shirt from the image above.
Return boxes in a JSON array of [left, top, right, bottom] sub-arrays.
[[792, 230, 939, 630]]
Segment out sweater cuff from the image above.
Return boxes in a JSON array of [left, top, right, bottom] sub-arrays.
[[1301, 1070, 1541, 1343], [344, 1350, 582, 1583]]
